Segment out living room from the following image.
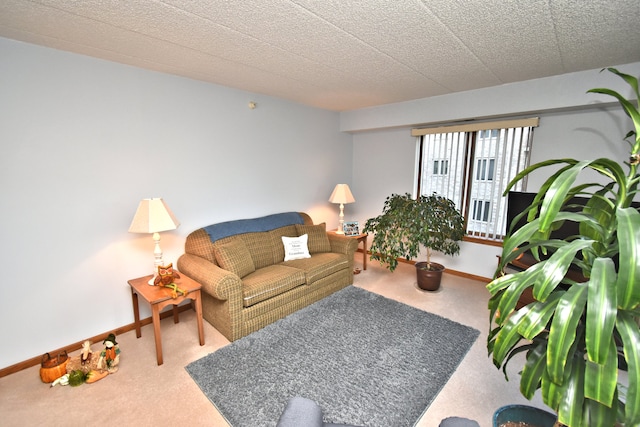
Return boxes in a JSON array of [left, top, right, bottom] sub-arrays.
[[1, 2, 640, 425]]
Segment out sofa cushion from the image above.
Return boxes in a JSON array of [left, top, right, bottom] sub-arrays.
[[241, 265, 306, 307], [213, 238, 256, 278], [282, 234, 311, 261], [282, 252, 349, 284], [240, 232, 275, 269], [295, 223, 331, 254]]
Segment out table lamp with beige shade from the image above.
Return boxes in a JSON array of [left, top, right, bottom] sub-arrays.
[[328, 184, 355, 234], [128, 198, 180, 284]]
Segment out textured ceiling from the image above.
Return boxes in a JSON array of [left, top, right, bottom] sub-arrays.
[[1, 0, 639, 111]]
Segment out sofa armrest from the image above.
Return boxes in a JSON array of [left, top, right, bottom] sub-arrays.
[[327, 233, 358, 257], [177, 253, 243, 301]]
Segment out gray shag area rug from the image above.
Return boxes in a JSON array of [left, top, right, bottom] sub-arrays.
[[186, 286, 479, 427]]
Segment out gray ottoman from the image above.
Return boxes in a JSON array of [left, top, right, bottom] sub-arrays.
[[276, 396, 364, 427], [439, 416, 481, 427]]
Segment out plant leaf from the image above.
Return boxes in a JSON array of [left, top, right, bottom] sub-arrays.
[[585, 338, 618, 407], [548, 283, 588, 383], [518, 292, 563, 340], [487, 269, 522, 295], [616, 207, 640, 309], [585, 257, 617, 364], [499, 211, 594, 271], [504, 159, 578, 195], [541, 365, 564, 414], [492, 308, 529, 366], [588, 86, 640, 140], [584, 393, 618, 427], [556, 356, 585, 427], [601, 67, 639, 98], [496, 264, 545, 323], [587, 158, 628, 190], [538, 161, 591, 233], [617, 311, 640, 425], [520, 340, 547, 399], [499, 219, 543, 267], [580, 188, 615, 255], [499, 342, 537, 382], [534, 239, 594, 302]]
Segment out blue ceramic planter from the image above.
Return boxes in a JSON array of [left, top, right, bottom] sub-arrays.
[[493, 405, 557, 427]]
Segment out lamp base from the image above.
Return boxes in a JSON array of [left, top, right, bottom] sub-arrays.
[[338, 211, 345, 234], [149, 232, 163, 285]]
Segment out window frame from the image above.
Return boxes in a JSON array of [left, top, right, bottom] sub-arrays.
[[412, 118, 538, 243]]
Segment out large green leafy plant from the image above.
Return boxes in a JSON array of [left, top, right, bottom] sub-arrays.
[[363, 193, 465, 271], [487, 68, 640, 427]]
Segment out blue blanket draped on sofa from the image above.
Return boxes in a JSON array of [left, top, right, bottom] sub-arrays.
[[204, 212, 304, 243]]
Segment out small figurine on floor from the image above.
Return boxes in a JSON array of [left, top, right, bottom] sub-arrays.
[[97, 333, 120, 373], [64, 340, 99, 374], [154, 263, 187, 298], [80, 340, 92, 365]]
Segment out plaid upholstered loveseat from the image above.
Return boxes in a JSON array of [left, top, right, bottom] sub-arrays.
[[177, 212, 358, 341]]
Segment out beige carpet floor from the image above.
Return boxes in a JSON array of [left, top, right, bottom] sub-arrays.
[[0, 259, 548, 427]]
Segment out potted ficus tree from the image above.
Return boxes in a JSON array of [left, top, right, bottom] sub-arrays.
[[363, 192, 465, 291], [488, 68, 640, 427]]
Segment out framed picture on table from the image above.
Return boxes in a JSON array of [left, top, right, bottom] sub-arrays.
[[343, 221, 360, 236]]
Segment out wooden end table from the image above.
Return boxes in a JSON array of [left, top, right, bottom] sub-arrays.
[[128, 274, 205, 365], [329, 230, 368, 270]]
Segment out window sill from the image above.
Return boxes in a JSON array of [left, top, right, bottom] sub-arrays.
[[463, 235, 503, 247]]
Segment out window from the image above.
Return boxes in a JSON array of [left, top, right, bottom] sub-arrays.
[[433, 159, 449, 175], [476, 158, 495, 181], [472, 199, 491, 222], [413, 118, 538, 241]]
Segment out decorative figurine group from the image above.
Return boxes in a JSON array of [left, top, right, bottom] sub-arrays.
[[49, 333, 121, 387]]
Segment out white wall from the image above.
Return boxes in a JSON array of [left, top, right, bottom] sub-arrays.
[[0, 38, 352, 369], [346, 63, 640, 281], [2, 35, 638, 370]]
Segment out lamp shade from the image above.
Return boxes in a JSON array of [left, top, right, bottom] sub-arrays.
[[328, 184, 355, 204], [128, 198, 180, 234]]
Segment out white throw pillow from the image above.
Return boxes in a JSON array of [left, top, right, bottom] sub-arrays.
[[282, 234, 311, 261]]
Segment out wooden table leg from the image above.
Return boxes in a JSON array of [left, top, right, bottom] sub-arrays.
[[362, 235, 367, 270], [194, 290, 205, 346], [151, 304, 163, 365], [172, 304, 179, 324], [131, 290, 141, 338]]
